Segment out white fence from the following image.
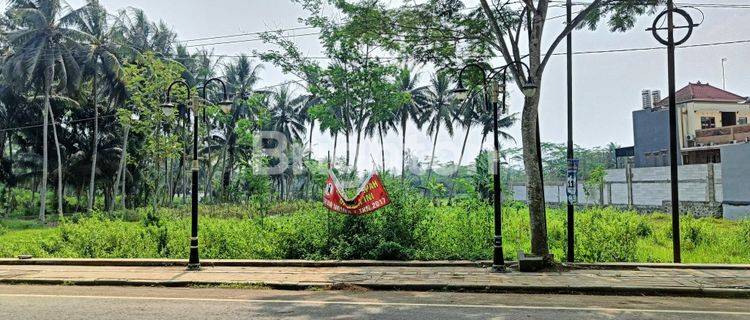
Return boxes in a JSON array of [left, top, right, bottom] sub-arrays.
[[512, 163, 721, 207]]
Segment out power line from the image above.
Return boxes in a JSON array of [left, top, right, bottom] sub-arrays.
[[180, 26, 318, 43], [196, 36, 750, 60], [184, 32, 322, 48], [0, 114, 118, 133]]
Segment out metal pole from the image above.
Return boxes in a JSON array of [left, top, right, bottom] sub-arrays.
[[188, 95, 200, 270], [666, 0, 682, 263], [164, 80, 200, 270], [566, 0, 575, 263], [721, 58, 727, 90], [493, 76, 505, 272]]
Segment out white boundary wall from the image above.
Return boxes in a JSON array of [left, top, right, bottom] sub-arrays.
[[512, 164, 721, 207]]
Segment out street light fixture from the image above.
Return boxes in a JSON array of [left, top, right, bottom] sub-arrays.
[[452, 85, 470, 102], [160, 102, 177, 117], [162, 78, 230, 271], [453, 60, 535, 272], [521, 82, 538, 98]]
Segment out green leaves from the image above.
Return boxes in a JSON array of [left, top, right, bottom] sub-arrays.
[[122, 52, 187, 168]]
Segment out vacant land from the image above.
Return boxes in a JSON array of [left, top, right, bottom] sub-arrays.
[[1, 200, 748, 263]]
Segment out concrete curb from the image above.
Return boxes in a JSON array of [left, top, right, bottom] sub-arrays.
[[1, 278, 748, 298], [564, 262, 750, 270], [0, 258, 492, 268], [2, 258, 749, 270]]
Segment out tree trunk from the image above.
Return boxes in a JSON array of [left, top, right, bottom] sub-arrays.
[[4, 134, 14, 217], [39, 67, 53, 223], [223, 123, 237, 197], [521, 95, 549, 256], [332, 133, 338, 167], [379, 125, 385, 173], [219, 141, 228, 201], [87, 75, 98, 213], [345, 132, 350, 167], [480, 133, 487, 152], [113, 125, 130, 210], [48, 104, 64, 218], [121, 165, 127, 209], [353, 129, 362, 172], [103, 184, 113, 212], [426, 125, 441, 182], [448, 126, 472, 202], [208, 147, 225, 203], [204, 134, 213, 202], [180, 153, 187, 205], [400, 118, 407, 182], [308, 120, 315, 160]]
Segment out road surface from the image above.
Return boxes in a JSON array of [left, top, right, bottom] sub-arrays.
[[0, 285, 748, 319]]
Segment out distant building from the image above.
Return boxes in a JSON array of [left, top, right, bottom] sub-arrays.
[[630, 82, 749, 168]]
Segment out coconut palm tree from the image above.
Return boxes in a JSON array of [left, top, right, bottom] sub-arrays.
[[265, 86, 307, 198], [268, 86, 307, 144], [67, 0, 123, 212], [297, 93, 321, 160], [422, 72, 456, 183], [222, 54, 262, 197], [3, 0, 85, 221], [364, 104, 398, 173], [448, 92, 518, 202], [478, 111, 518, 151], [114, 7, 176, 60], [394, 66, 428, 181]]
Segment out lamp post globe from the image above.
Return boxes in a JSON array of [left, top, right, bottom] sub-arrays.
[[452, 83, 470, 102], [522, 81, 538, 98], [160, 102, 176, 117], [218, 99, 234, 115]]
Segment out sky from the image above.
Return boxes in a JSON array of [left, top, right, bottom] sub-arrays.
[[58, 0, 750, 172]]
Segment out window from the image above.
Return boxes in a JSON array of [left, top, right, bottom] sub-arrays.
[[739, 117, 748, 125], [701, 116, 716, 129]]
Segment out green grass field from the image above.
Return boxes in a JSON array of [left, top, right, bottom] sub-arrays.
[[1, 199, 749, 263]]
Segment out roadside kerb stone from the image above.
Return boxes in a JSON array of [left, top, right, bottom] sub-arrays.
[[0, 264, 748, 298], [1, 258, 748, 270]]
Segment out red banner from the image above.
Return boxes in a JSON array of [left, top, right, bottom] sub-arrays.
[[323, 172, 391, 216]]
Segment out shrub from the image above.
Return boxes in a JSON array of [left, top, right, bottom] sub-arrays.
[[574, 208, 640, 262]]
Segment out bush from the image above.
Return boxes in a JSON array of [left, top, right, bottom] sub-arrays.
[[1, 192, 750, 263], [574, 208, 640, 262]]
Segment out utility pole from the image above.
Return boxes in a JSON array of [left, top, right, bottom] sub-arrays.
[[721, 58, 727, 90], [649, 0, 698, 263], [565, 0, 575, 263], [665, 0, 681, 263]]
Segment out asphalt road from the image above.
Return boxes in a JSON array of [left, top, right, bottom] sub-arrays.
[[0, 285, 748, 320]]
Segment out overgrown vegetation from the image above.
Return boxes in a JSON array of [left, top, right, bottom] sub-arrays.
[[2, 183, 748, 263]]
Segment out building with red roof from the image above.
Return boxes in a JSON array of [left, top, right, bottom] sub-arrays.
[[630, 82, 749, 167]]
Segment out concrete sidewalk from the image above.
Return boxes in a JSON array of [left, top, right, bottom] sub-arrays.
[[1, 263, 749, 298]]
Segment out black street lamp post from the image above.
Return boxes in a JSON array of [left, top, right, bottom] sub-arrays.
[[454, 62, 537, 272], [162, 79, 231, 271]]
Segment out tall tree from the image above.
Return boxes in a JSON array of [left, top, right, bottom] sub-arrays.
[[68, 0, 123, 212], [376, 0, 660, 257], [364, 99, 398, 173], [268, 86, 307, 144], [115, 7, 176, 60], [423, 72, 455, 183], [222, 54, 262, 198], [3, 0, 84, 221], [395, 66, 428, 181]]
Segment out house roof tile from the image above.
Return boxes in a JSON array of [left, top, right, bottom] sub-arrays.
[[655, 82, 747, 106]]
